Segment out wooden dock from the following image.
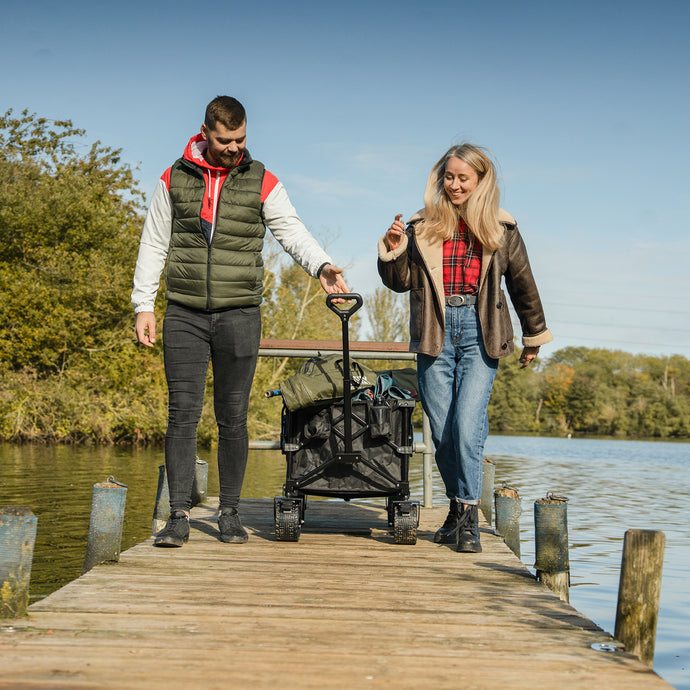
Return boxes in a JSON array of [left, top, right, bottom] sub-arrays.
[[0, 499, 670, 688]]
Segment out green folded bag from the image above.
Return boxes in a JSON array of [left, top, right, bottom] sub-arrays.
[[280, 354, 418, 411], [280, 354, 378, 411]]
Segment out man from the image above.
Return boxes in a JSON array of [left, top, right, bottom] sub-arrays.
[[132, 96, 349, 547]]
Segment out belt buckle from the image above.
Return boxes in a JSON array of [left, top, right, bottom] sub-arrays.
[[448, 295, 465, 306]]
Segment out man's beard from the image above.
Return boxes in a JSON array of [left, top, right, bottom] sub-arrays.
[[215, 149, 244, 168]]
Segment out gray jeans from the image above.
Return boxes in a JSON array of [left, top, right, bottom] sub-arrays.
[[162, 302, 262, 512]]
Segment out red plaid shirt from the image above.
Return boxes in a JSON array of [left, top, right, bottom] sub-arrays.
[[443, 220, 482, 295]]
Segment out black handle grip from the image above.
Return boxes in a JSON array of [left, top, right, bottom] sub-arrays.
[[326, 293, 363, 320]]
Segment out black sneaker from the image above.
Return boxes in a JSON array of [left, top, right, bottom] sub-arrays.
[[154, 510, 189, 547], [457, 504, 482, 553], [218, 508, 248, 544], [434, 499, 461, 543]]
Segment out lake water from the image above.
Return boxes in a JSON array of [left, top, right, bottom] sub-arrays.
[[0, 436, 688, 688]]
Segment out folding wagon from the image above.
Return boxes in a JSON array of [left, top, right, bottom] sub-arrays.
[[273, 294, 420, 544]]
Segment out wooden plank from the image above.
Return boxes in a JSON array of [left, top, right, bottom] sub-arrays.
[[0, 499, 670, 689]]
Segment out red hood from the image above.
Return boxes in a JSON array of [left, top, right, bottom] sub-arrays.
[[177, 133, 249, 233]]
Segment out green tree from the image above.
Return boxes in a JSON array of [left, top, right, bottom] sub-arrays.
[[365, 286, 408, 342], [0, 109, 144, 375], [488, 349, 542, 432], [541, 363, 575, 433], [0, 109, 155, 443]]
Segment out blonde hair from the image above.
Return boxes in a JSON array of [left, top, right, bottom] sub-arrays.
[[419, 144, 504, 251]]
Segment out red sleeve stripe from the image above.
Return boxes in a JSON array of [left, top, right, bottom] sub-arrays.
[[261, 170, 279, 202], [161, 167, 172, 190]]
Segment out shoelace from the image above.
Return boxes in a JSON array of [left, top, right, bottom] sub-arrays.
[[456, 507, 473, 531]]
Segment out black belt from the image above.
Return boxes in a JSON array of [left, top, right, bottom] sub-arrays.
[[445, 294, 477, 306]]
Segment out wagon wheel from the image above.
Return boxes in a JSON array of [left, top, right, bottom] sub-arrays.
[[275, 503, 301, 542], [393, 511, 418, 545]]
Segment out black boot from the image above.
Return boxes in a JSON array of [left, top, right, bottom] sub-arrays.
[[154, 510, 190, 547], [434, 499, 461, 544], [457, 503, 482, 553], [218, 508, 249, 544]]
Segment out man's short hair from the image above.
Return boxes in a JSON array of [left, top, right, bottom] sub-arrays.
[[204, 96, 246, 131]]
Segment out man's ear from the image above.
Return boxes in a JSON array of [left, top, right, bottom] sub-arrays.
[[200, 123, 209, 141]]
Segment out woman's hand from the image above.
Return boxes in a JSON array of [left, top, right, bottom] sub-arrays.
[[519, 346, 540, 368], [386, 214, 406, 251]]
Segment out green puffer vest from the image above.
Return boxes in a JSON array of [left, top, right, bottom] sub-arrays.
[[165, 156, 266, 310]]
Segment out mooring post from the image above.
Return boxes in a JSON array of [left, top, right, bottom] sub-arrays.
[[152, 464, 170, 536], [614, 529, 665, 667], [191, 456, 208, 507], [534, 493, 570, 603], [82, 477, 128, 574], [0, 507, 38, 618], [480, 458, 495, 527], [494, 486, 521, 557]]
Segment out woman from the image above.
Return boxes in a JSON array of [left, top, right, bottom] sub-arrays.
[[377, 144, 552, 552]]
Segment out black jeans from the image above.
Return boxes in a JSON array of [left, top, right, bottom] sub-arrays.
[[162, 302, 262, 512]]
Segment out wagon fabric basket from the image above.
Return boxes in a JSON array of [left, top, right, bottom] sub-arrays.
[[281, 396, 415, 495]]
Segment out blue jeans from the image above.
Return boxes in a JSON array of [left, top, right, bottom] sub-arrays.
[[163, 302, 262, 513], [417, 305, 498, 504]]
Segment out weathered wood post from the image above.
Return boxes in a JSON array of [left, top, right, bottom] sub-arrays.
[[480, 458, 495, 527], [494, 486, 521, 557], [0, 507, 38, 618], [614, 529, 665, 667], [191, 456, 208, 507], [82, 477, 128, 574], [152, 464, 170, 536], [534, 493, 569, 603]]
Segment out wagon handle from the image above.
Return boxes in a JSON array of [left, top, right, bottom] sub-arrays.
[[326, 293, 363, 453], [326, 293, 363, 321]]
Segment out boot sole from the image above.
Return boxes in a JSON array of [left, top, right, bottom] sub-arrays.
[[457, 542, 482, 553], [153, 537, 187, 547], [153, 531, 189, 547], [219, 533, 249, 544]]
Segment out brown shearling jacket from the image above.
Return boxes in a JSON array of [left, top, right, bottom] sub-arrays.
[[377, 209, 553, 359]]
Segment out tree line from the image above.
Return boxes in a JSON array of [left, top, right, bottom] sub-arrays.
[[1, 111, 687, 444], [489, 346, 690, 438]]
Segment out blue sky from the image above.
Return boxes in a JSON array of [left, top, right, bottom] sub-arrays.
[[2, 0, 689, 359]]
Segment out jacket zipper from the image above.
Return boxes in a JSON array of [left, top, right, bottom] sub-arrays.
[[206, 169, 231, 310]]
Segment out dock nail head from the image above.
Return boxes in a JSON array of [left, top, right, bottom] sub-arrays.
[[591, 642, 624, 653]]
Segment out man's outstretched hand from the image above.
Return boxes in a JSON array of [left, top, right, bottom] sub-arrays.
[[318, 264, 349, 295]]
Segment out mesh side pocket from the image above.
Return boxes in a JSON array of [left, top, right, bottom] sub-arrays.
[[369, 403, 391, 439]]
